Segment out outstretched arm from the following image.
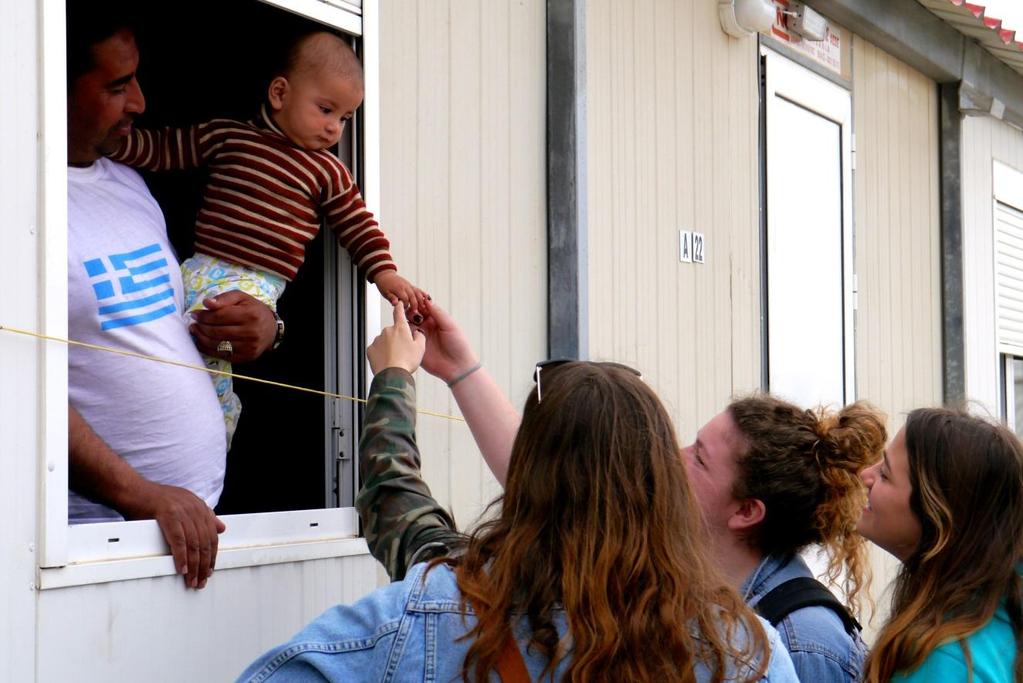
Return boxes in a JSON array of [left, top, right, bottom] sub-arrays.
[[108, 120, 222, 172], [356, 304, 462, 580], [356, 369, 462, 581], [419, 303, 521, 486], [69, 406, 225, 589]]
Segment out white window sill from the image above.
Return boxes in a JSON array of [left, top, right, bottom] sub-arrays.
[[39, 507, 366, 590]]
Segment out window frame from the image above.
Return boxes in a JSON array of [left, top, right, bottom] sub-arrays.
[[996, 161, 1023, 436], [1000, 354, 1021, 434], [38, 0, 383, 587], [995, 161, 1023, 215], [993, 161, 1023, 363]]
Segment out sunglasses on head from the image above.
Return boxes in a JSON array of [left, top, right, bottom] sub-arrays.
[[532, 359, 643, 403]]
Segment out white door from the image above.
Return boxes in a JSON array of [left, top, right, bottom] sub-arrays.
[[763, 49, 855, 408]]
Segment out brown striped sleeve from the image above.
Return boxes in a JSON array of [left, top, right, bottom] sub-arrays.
[[107, 119, 230, 172], [323, 162, 397, 283]]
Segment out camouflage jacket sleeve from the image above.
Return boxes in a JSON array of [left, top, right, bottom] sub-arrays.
[[356, 367, 463, 581]]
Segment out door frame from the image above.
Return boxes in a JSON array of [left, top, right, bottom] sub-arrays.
[[761, 46, 856, 406]]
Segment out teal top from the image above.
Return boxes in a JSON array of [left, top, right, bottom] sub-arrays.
[[892, 605, 1016, 682]]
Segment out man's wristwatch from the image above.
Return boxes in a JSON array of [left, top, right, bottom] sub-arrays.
[[271, 310, 285, 350]]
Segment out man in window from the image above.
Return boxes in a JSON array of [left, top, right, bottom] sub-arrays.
[[65, 2, 277, 589]]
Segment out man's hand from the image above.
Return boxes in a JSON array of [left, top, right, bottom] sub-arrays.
[[69, 407, 225, 589], [367, 303, 426, 375], [189, 290, 277, 363], [373, 271, 430, 323], [419, 303, 479, 384], [122, 482, 226, 589]]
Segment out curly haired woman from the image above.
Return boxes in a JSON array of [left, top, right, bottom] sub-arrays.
[[682, 395, 886, 682]]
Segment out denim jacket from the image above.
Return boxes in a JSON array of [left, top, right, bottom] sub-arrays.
[[238, 561, 800, 682], [238, 371, 799, 682], [743, 554, 867, 683]]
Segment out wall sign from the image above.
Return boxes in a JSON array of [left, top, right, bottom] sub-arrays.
[[693, 232, 706, 264], [680, 230, 692, 263], [680, 231, 706, 264]]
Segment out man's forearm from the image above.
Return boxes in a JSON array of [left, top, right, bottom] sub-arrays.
[[68, 406, 151, 517]]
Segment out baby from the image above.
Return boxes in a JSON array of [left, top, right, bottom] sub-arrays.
[[111, 31, 427, 444]]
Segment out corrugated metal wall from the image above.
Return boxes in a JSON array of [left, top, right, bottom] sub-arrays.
[[962, 116, 1023, 412], [852, 36, 942, 421], [585, 0, 762, 441], [583, 11, 944, 635], [851, 35, 943, 636], [37, 556, 380, 678], [36, 555, 378, 681], [376, 8, 946, 591], [377, 0, 548, 526]]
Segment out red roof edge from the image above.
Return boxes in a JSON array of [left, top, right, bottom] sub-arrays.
[[964, 2, 987, 18], [925, 0, 1023, 74]]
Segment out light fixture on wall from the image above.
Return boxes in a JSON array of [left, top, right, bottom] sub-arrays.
[[785, 1, 829, 41], [718, 0, 776, 38]]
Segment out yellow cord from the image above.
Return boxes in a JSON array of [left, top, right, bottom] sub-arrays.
[[0, 323, 464, 422]]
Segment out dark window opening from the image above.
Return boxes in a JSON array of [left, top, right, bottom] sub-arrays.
[[127, 0, 363, 514]]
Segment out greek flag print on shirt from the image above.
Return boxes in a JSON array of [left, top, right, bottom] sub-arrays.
[[83, 242, 178, 330]]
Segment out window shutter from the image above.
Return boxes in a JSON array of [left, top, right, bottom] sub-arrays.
[[996, 201, 1023, 356]]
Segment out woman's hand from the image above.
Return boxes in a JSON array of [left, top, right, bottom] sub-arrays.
[[367, 303, 426, 374], [419, 303, 479, 383]]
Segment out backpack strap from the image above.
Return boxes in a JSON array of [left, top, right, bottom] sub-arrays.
[[467, 594, 531, 683], [495, 632, 531, 683], [754, 577, 862, 635]]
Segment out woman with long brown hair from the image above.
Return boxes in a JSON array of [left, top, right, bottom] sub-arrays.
[[357, 304, 876, 681], [858, 408, 1023, 682], [238, 303, 797, 682]]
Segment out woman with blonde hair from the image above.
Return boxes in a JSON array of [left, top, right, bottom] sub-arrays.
[[859, 408, 1023, 682], [238, 303, 797, 682]]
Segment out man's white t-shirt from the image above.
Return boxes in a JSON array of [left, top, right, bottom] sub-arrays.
[[67, 158, 226, 522]]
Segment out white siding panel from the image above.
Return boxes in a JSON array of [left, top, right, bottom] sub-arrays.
[[36, 554, 378, 682], [377, 1, 546, 526], [852, 36, 942, 422], [962, 116, 1023, 412], [586, 0, 761, 441]]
